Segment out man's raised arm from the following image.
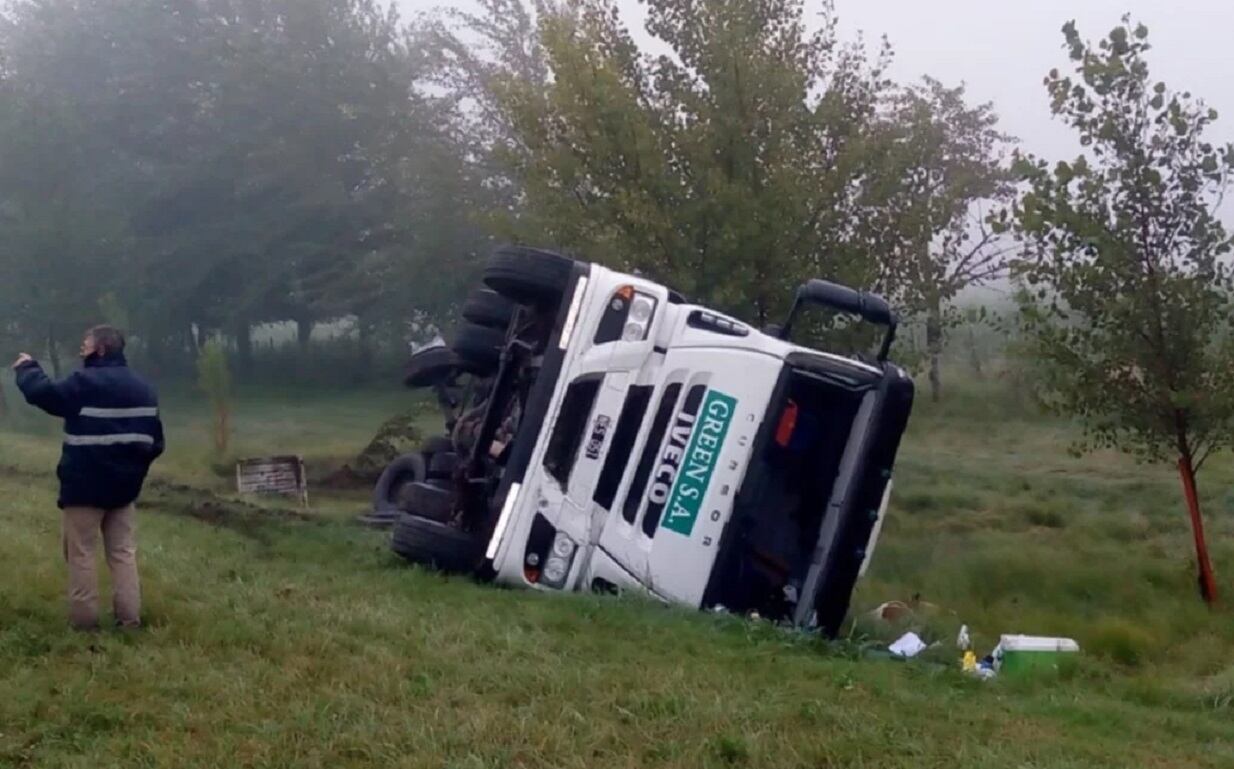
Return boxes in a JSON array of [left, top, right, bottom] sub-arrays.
[[12, 355, 82, 418]]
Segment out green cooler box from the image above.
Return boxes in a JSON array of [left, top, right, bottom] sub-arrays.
[[997, 635, 1080, 675]]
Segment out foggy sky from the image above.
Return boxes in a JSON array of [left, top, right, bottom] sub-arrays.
[[395, 0, 1234, 164]]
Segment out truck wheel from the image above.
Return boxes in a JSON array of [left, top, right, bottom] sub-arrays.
[[400, 480, 455, 522], [462, 289, 516, 329], [427, 451, 459, 480], [420, 435, 454, 460], [452, 323, 505, 373], [483, 246, 575, 308], [391, 513, 482, 574], [372, 453, 426, 513], [404, 346, 459, 389]]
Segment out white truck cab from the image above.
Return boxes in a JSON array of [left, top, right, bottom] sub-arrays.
[[389, 247, 914, 636]]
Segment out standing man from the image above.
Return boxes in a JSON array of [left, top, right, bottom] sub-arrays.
[[11, 326, 164, 630]]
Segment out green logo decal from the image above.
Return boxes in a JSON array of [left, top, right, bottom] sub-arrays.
[[662, 389, 737, 536]]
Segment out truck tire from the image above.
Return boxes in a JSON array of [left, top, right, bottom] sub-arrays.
[[401, 480, 455, 522], [404, 346, 459, 389], [462, 289, 516, 329], [391, 513, 482, 574], [421, 435, 454, 460], [372, 453, 426, 513], [483, 246, 575, 308], [355, 508, 400, 529], [452, 323, 505, 373], [427, 451, 459, 480]]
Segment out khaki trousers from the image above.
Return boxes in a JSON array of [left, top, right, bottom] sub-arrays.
[[61, 505, 141, 629]]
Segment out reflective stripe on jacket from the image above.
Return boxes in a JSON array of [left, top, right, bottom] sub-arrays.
[[16, 352, 164, 509]]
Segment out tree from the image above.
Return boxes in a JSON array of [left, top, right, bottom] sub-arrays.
[[475, 0, 894, 324], [0, 0, 486, 378], [0, 6, 134, 371], [1012, 18, 1234, 604], [877, 78, 1016, 401], [127, 0, 425, 353], [197, 339, 232, 455], [412, 0, 548, 152]]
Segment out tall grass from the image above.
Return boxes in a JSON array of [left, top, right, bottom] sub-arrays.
[[856, 379, 1234, 677], [2, 374, 1234, 766]]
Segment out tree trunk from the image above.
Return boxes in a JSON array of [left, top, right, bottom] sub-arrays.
[[0, 379, 9, 419], [196, 323, 209, 353], [357, 318, 374, 374], [187, 324, 200, 357], [234, 320, 253, 374], [925, 295, 943, 403], [968, 327, 984, 380], [47, 326, 62, 378], [143, 331, 168, 377], [1178, 453, 1219, 605], [296, 317, 313, 350], [214, 401, 231, 455], [754, 294, 769, 329], [292, 317, 314, 382]]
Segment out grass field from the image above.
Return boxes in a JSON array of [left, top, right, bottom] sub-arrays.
[[2, 377, 1234, 767]]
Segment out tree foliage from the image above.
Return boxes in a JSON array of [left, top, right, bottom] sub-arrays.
[[1013, 18, 1234, 466], [484, 0, 895, 325], [877, 78, 1016, 400], [1012, 18, 1234, 601], [0, 0, 487, 373]]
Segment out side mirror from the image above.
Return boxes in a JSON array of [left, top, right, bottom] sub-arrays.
[[780, 279, 899, 361], [793, 280, 893, 326]]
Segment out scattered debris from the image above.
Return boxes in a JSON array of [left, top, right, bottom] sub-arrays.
[[236, 455, 309, 508], [870, 600, 913, 623], [958, 634, 1081, 680], [997, 635, 1080, 676], [972, 658, 998, 680], [956, 624, 971, 651], [888, 632, 928, 658], [868, 595, 944, 625]]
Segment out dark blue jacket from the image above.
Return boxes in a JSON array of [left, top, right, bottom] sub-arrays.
[[15, 352, 164, 509]]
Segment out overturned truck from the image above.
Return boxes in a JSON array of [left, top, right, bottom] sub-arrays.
[[380, 246, 914, 636]]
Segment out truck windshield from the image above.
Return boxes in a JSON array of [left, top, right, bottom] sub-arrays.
[[704, 359, 878, 624]]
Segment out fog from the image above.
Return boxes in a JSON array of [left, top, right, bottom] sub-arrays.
[[397, 0, 1234, 164], [3, 0, 1228, 375]]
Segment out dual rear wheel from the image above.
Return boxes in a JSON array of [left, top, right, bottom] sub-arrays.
[[385, 247, 577, 574]]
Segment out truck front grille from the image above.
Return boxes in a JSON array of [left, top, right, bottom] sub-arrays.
[[593, 385, 653, 511], [621, 383, 682, 525]]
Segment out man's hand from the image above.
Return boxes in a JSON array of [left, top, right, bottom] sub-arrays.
[[11, 353, 33, 370]]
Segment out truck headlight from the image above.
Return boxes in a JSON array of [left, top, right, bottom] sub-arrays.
[[630, 295, 655, 322], [552, 532, 575, 558], [543, 556, 569, 584], [595, 287, 659, 343], [623, 291, 658, 341], [538, 533, 577, 587]]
